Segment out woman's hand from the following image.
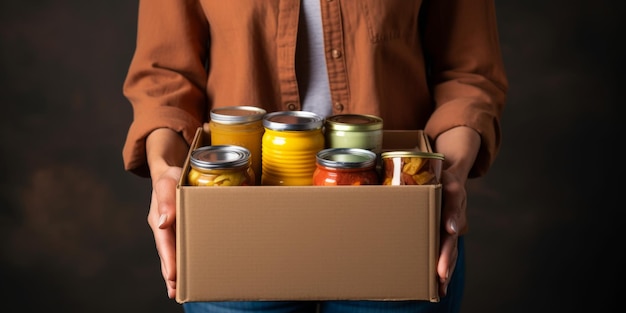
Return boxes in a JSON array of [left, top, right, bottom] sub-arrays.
[[437, 168, 466, 297], [434, 126, 480, 297], [146, 128, 190, 299], [148, 166, 182, 299]]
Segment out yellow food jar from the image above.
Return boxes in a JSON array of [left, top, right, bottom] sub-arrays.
[[187, 145, 255, 186], [209, 106, 266, 185], [261, 111, 325, 186]]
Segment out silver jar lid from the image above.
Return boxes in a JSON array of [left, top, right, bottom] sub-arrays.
[[316, 148, 377, 169], [190, 145, 251, 169], [210, 106, 267, 124], [263, 111, 324, 131]]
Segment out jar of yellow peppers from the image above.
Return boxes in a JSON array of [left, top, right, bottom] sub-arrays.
[[380, 151, 444, 185]]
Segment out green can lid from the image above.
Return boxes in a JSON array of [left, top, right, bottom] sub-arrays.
[[263, 111, 324, 131], [325, 114, 383, 131], [210, 106, 267, 124]]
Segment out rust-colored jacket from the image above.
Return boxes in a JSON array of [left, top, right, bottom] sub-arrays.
[[122, 0, 508, 178]]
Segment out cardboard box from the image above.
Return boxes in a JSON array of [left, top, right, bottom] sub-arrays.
[[176, 125, 441, 303]]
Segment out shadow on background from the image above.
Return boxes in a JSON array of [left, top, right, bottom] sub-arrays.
[[0, 1, 621, 312]]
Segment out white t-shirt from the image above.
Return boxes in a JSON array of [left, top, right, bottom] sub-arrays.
[[296, 0, 332, 118]]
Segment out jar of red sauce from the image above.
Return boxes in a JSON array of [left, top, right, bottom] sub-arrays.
[[313, 148, 379, 186]]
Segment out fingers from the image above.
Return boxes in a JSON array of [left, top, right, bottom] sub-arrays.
[[150, 190, 177, 299], [153, 167, 182, 229], [438, 170, 465, 297], [437, 228, 458, 297], [154, 213, 177, 295], [149, 166, 182, 299], [161, 257, 177, 299]]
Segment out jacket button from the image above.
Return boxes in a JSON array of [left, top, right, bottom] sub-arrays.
[[331, 49, 342, 59], [287, 103, 297, 111], [334, 102, 344, 111]]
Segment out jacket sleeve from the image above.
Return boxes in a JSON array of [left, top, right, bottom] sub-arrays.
[[122, 0, 210, 177], [421, 0, 509, 178]]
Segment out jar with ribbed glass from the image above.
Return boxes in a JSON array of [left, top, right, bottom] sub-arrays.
[[209, 106, 266, 185], [261, 111, 325, 186], [187, 145, 255, 186], [380, 151, 444, 185], [313, 148, 379, 186]]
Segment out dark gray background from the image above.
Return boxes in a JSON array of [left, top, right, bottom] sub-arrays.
[[0, 1, 622, 312]]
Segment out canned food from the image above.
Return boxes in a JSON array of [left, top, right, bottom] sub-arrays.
[[209, 106, 266, 185], [188, 145, 255, 186], [261, 111, 325, 186], [324, 114, 383, 154], [313, 148, 379, 186], [380, 151, 444, 185]]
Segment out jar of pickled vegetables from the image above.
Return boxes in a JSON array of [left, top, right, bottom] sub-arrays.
[[324, 114, 383, 154], [209, 106, 266, 185], [187, 145, 255, 186], [380, 151, 444, 185], [313, 148, 379, 186], [261, 111, 325, 186]]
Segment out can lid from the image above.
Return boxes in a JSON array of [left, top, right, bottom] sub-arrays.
[[316, 148, 377, 169], [381, 150, 445, 160], [263, 111, 324, 131], [190, 145, 251, 169], [325, 114, 383, 131], [210, 106, 267, 124]]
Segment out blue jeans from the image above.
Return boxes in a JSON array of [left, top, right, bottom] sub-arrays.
[[184, 237, 465, 313]]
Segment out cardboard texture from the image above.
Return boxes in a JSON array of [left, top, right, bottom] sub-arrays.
[[176, 125, 441, 303]]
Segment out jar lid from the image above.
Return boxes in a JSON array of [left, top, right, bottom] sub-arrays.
[[316, 148, 377, 169], [190, 145, 251, 169], [325, 114, 383, 131], [381, 150, 444, 160], [263, 111, 324, 131], [210, 106, 267, 124]]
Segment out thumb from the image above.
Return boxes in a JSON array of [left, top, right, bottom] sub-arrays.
[[153, 167, 182, 229]]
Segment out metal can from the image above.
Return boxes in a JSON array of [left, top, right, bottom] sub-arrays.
[[187, 145, 255, 186], [380, 151, 444, 185], [324, 114, 383, 154], [261, 111, 325, 186], [313, 148, 379, 186], [209, 106, 266, 185]]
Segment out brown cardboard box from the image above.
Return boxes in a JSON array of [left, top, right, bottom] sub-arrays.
[[176, 126, 441, 303]]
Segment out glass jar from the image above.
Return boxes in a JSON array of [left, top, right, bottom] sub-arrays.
[[187, 145, 255, 186], [261, 111, 325, 186], [313, 148, 379, 186], [324, 114, 383, 154], [209, 106, 266, 185], [380, 151, 444, 185]]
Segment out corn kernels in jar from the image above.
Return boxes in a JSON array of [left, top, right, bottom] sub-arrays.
[[187, 145, 255, 186]]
